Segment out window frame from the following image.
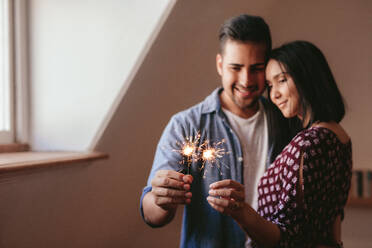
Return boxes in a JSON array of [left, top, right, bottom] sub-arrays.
[[13, 0, 30, 145], [0, 0, 15, 144]]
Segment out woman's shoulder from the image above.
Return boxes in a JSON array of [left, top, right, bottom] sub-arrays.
[[290, 123, 350, 147], [312, 122, 351, 144], [287, 128, 317, 150], [273, 123, 351, 169], [283, 124, 351, 165]]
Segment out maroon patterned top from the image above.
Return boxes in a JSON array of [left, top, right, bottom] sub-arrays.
[[256, 127, 352, 247]]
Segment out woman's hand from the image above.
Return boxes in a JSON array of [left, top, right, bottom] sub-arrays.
[[207, 179, 245, 218], [207, 179, 281, 247]]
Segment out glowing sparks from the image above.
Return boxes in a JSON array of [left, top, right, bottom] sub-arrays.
[[182, 145, 195, 157], [202, 148, 215, 160], [172, 133, 229, 178], [199, 139, 228, 178], [173, 133, 201, 174]]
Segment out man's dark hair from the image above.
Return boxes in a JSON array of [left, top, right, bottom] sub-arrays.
[[218, 14, 272, 55], [267, 40, 345, 127]]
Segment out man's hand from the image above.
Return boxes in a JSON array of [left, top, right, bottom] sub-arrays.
[[151, 170, 193, 211]]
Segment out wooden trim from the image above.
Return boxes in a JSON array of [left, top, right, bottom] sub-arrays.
[[346, 169, 372, 208], [0, 143, 29, 153], [0, 151, 108, 173], [14, 0, 31, 143]]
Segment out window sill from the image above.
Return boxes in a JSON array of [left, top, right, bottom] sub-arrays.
[[0, 143, 29, 153], [0, 151, 108, 174]]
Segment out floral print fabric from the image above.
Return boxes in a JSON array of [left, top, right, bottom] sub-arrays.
[[256, 127, 352, 247]]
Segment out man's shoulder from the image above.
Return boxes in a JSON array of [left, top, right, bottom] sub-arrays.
[[168, 103, 207, 132]]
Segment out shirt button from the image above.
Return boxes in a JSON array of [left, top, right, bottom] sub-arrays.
[[238, 157, 243, 162]]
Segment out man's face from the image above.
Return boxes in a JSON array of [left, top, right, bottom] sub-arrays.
[[217, 40, 267, 118]]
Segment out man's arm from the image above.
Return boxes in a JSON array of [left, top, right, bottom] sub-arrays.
[[140, 113, 197, 227], [142, 170, 193, 227]]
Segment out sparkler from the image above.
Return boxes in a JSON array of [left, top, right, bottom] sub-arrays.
[[199, 139, 228, 178], [173, 132, 229, 177], [173, 133, 201, 174]]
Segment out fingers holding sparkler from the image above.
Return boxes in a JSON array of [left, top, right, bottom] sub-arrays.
[[152, 170, 193, 189], [207, 196, 245, 216], [209, 179, 244, 190], [209, 179, 244, 201], [151, 170, 193, 210], [208, 188, 244, 201], [207, 179, 245, 216]]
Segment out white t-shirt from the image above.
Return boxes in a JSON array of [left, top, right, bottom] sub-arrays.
[[222, 102, 268, 248]]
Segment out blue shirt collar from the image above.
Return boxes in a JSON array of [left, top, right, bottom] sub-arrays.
[[201, 87, 224, 114], [202, 87, 268, 115]]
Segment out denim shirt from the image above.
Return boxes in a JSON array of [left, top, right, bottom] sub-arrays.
[[140, 88, 291, 248]]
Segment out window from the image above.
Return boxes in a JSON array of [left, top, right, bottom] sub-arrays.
[[0, 0, 14, 144]]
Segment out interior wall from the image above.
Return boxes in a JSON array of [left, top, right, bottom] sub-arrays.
[[28, 0, 173, 151], [95, 0, 372, 247], [95, 1, 275, 246], [264, 1, 372, 245], [0, 1, 370, 248], [265, 0, 372, 170]]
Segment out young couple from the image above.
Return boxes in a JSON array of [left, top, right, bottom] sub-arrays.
[[140, 14, 351, 248]]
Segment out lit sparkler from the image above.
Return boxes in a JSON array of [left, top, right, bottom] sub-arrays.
[[173, 133, 201, 174], [173, 132, 229, 177], [199, 139, 228, 178]]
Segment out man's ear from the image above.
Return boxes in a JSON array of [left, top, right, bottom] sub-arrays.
[[216, 53, 223, 76]]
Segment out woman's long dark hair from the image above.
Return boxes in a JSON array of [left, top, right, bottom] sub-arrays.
[[266, 41, 345, 128]]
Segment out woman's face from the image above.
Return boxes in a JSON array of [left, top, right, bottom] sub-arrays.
[[265, 59, 301, 118]]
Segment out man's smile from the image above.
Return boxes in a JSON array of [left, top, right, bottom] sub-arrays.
[[234, 85, 259, 98]]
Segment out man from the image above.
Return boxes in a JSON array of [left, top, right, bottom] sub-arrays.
[[140, 14, 291, 248]]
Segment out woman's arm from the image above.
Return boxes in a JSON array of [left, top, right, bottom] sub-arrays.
[[207, 179, 280, 247]]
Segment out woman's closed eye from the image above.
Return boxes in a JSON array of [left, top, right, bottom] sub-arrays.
[[279, 77, 287, 83]]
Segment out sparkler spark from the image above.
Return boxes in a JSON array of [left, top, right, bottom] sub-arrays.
[[199, 139, 228, 178], [182, 145, 195, 157], [202, 148, 215, 160], [173, 133, 201, 174], [172, 132, 229, 178]]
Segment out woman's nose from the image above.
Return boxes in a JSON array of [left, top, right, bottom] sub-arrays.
[[270, 87, 281, 100]]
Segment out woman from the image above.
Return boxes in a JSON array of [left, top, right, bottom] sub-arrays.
[[207, 41, 352, 248]]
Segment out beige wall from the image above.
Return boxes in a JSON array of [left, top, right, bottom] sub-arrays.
[[266, 0, 372, 170], [0, 0, 370, 247], [96, 0, 372, 246], [28, 0, 174, 151]]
